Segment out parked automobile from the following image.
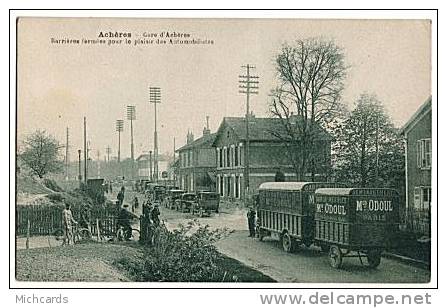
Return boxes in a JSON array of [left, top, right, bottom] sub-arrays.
[[192, 191, 220, 217], [164, 189, 186, 209], [175, 193, 197, 213]]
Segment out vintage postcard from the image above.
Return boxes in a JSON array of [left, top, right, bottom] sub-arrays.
[[13, 16, 434, 287]]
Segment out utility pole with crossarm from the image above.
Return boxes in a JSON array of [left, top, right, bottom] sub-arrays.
[[239, 64, 259, 201], [116, 119, 124, 163], [149, 87, 161, 182], [127, 105, 136, 179]]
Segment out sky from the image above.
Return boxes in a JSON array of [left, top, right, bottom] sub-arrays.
[[17, 18, 431, 161]]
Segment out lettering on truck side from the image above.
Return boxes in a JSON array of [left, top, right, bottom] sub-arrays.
[[317, 199, 394, 215]]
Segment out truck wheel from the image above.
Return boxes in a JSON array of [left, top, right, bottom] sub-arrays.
[[366, 250, 382, 268], [329, 245, 343, 269], [258, 228, 265, 242], [282, 232, 296, 253]]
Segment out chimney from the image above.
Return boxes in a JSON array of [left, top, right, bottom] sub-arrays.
[[186, 130, 194, 144], [203, 116, 211, 136]]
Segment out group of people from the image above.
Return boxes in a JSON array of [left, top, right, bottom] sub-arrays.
[[116, 186, 161, 241]]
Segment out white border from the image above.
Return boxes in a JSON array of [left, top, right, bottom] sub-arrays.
[[9, 9, 438, 291]]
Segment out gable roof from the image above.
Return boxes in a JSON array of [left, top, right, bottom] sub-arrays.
[[400, 96, 432, 134], [176, 133, 216, 152], [136, 153, 172, 161], [212, 116, 331, 146]]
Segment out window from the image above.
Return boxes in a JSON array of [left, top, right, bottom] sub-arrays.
[[223, 147, 227, 168], [417, 139, 431, 169], [219, 176, 224, 196], [226, 147, 231, 167], [219, 148, 223, 168], [235, 175, 240, 199], [235, 145, 239, 166], [414, 187, 431, 210]]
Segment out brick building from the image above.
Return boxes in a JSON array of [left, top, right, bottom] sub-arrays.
[[176, 124, 217, 192], [401, 96, 432, 236], [212, 116, 331, 200]]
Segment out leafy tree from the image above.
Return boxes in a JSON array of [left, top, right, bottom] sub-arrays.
[[19, 130, 64, 178], [332, 93, 405, 188], [269, 37, 348, 180]]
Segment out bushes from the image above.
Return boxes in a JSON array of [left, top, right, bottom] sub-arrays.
[[43, 179, 64, 192], [116, 221, 232, 282]]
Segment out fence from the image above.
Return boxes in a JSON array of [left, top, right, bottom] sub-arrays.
[[16, 204, 118, 237], [16, 205, 65, 237]]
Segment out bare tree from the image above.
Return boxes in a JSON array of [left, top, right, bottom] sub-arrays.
[[269, 38, 348, 180], [19, 130, 64, 178]]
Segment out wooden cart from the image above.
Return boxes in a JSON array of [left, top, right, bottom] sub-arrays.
[[257, 182, 346, 252], [314, 188, 399, 269]]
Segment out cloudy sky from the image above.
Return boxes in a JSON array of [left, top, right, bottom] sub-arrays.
[[17, 18, 431, 161]]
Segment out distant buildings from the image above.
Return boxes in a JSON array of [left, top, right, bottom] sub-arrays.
[[173, 114, 332, 200], [136, 153, 172, 181], [176, 123, 216, 192], [401, 96, 432, 236]]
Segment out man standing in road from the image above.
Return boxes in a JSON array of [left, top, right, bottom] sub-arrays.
[[117, 186, 125, 206], [62, 203, 77, 245], [247, 206, 256, 237], [151, 204, 160, 226]]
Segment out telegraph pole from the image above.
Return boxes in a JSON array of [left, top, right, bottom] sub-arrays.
[[97, 150, 101, 179], [83, 117, 88, 184], [78, 149, 82, 187], [127, 105, 136, 179], [149, 87, 161, 182], [106, 146, 111, 162], [65, 127, 69, 181], [239, 64, 259, 200], [149, 150, 153, 181], [173, 137, 176, 183], [116, 120, 124, 162]]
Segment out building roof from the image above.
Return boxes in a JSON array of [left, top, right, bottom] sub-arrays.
[[315, 187, 399, 196], [176, 133, 216, 152], [400, 96, 432, 134], [258, 182, 344, 191], [212, 116, 331, 146], [136, 153, 172, 161]]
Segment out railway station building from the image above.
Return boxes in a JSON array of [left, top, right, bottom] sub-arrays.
[[212, 115, 332, 200]]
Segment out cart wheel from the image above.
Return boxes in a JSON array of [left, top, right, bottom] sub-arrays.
[[78, 228, 92, 242], [329, 245, 343, 268], [282, 232, 295, 253], [366, 250, 382, 268]]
